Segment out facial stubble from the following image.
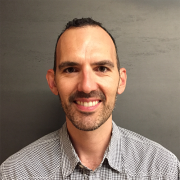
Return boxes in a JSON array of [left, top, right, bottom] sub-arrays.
[[58, 89, 118, 131]]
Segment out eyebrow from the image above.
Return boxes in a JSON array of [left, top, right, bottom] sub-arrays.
[[58, 61, 80, 71], [91, 60, 114, 68]]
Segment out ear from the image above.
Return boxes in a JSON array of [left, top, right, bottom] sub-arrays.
[[46, 69, 58, 95], [117, 68, 127, 94]]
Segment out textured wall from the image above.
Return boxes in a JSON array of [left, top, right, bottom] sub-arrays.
[[1, 0, 180, 164]]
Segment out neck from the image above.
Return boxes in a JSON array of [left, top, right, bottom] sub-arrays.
[[66, 117, 112, 170]]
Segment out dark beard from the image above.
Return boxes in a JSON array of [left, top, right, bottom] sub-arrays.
[[59, 90, 117, 131]]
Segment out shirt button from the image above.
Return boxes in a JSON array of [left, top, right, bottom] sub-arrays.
[[79, 164, 84, 168]]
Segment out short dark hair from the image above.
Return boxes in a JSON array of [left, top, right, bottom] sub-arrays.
[[53, 18, 120, 72]]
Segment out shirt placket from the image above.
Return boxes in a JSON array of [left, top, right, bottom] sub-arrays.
[[79, 164, 90, 180]]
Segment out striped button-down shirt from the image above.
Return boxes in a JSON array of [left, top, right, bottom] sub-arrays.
[[1, 121, 180, 179]]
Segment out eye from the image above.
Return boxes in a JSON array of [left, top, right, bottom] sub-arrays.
[[97, 66, 108, 72], [64, 67, 77, 73]]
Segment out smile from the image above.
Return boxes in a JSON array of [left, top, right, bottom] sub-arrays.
[[76, 101, 99, 107]]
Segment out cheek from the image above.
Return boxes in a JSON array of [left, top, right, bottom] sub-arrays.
[[98, 77, 119, 99], [56, 78, 77, 99]]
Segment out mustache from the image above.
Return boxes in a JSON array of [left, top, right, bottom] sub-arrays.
[[69, 90, 106, 102]]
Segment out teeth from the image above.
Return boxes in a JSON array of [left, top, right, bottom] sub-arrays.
[[76, 101, 99, 107], [89, 101, 92, 107]]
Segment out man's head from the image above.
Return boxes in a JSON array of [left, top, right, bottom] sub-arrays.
[[46, 18, 127, 131], [53, 18, 120, 73]]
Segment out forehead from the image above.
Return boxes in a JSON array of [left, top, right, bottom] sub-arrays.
[[56, 26, 116, 63]]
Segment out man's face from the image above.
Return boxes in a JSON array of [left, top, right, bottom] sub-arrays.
[[54, 26, 122, 131]]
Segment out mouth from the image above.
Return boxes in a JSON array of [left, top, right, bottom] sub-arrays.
[[75, 100, 101, 107], [73, 99, 102, 112]]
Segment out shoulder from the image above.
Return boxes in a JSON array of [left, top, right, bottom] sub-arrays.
[[117, 126, 180, 178], [0, 130, 62, 180]]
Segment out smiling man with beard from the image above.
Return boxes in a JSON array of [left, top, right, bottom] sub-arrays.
[[1, 18, 180, 180]]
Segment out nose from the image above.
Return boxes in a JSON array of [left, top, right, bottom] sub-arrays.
[[77, 67, 97, 93]]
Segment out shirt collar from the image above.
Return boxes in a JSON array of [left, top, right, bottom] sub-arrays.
[[106, 121, 122, 172], [59, 121, 122, 178], [59, 123, 80, 179]]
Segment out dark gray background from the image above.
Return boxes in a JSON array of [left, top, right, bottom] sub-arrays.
[[0, 0, 180, 164]]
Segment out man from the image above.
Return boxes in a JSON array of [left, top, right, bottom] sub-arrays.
[[1, 18, 180, 179]]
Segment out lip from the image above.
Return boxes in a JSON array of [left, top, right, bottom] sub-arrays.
[[74, 98, 101, 112]]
